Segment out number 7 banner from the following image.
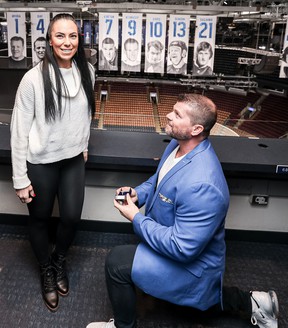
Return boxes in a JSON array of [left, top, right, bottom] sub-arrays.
[[145, 14, 167, 74], [98, 12, 119, 71], [30, 12, 50, 66], [193, 16, 217, 76]]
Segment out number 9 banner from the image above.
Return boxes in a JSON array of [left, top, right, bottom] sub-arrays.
[[193, 15, 217, 76], [145, 14, 167, 74]]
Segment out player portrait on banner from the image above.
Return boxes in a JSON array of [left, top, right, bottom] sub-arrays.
[[121, 13, 142, 72], [98, 13, 119, 71], [193, 16, 217, 76], [167, 15, 189, 75], [144, 14, 167, 74], [7, 12, 27, 68], [279, 18, 288, 78], [30, 12, 49, 67]]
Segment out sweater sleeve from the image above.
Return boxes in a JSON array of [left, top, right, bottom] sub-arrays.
[[10, 71, 37, 189]]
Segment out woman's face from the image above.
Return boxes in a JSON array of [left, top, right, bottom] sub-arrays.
[[49, 19, 79, 68]]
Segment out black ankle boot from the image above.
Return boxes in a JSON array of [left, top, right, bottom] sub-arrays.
[[40, 263, 59, 312], [51, 252, 69, 296]]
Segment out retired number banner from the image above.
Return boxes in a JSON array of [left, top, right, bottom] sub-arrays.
[[30, 12, 50, 66], [121, 13, 143, 73], [98, 13, 119, 71], [144, 14, 167, 74], [167, 15, 190, 75], [193, 15, 217, 76], [279, 17, 288, 78]]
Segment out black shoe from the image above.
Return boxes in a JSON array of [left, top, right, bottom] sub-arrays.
[[51, 252, 69, 296], [40, 263, 59, 312]]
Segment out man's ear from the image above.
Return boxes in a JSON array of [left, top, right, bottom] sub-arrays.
[[191, 124, 204, 136]]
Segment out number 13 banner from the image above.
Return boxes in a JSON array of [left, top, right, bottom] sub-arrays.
[[30, 12, 50, 66], [145, 14, 167, 74], [193, 16, 217, 76]]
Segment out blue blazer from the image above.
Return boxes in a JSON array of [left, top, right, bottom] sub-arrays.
[[131, 138, 230, 311]]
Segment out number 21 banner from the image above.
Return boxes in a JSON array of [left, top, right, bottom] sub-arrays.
[[145, 14, 167, 74], [30, 12, 50, 66], [193, 16, 217, 76]]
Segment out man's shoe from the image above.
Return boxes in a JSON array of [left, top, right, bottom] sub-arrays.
[[40, 263, 59, 312], [250, 290, 279, 328], [51, 252, 69, 296], [86, 319, 116, 328]]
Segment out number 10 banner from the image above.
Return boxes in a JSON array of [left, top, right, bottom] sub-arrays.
[[145, 14, 167, 74], [193, 15, 217, 76], [30, 12, 50, 66]]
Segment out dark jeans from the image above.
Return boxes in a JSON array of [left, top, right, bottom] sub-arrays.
[[27, 153, 85, 265], [105, 244, 252, 328]]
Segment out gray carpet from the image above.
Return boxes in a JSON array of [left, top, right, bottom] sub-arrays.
[[0, 224, 287, 328]]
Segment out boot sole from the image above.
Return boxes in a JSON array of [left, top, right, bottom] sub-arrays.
[[57, 289, 69, 297]]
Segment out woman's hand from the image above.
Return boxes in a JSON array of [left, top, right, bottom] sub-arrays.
[[15, 185, 36, 204], [83, 151, 88, 163]]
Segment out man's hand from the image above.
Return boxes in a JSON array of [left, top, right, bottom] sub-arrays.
[[114, 193, 139, 222]]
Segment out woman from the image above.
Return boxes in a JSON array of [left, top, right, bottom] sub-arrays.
[[10, 13, 95, 312]]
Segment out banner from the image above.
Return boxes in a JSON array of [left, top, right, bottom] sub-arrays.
[[30, 12, 50, 66], [7, 12, 27, 68], [193, 15, 217, 76], [279, 17, 288, 78], [167, 15, 190, 75], [98, 12, 119, 71], [121, 13, 142, 72], [144, 14, 167, 74]]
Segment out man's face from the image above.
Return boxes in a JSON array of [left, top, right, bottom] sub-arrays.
[[11, 40, 24, 59], [34, 41, 46, 59], [125, 42, 138, 62], [169, 46, 183, 66], [197, 49, 211, 67], [165, 102, 194, 140], [102, 43, 116, 61], [147, 46, 161, 64]]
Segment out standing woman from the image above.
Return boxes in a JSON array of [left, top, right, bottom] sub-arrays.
[[10, 13, 95, 312]]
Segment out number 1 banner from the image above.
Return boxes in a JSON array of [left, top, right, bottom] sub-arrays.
[[193, 15, 217, 76], [98, 12, 119, 71], [7, 12, 27, 68], [144, 14, 167, 74], [30, 12, 50, 66], [167, 15, 190, 75], [121, 13, 142, 73]]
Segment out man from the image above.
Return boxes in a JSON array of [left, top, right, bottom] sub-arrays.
[[121, 38, 141, 72], [145, 40, 164, 73], [87, 94, 279, 328], [167, 40, 187, 75], [33, 36, 46, 66], [192, 41, 213, 76], [99, 37, 118, 71], [8, 35, 27, 68]]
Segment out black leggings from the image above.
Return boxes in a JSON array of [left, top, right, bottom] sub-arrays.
[[105, 245, 252, 328], [27, 153, 85, 265]]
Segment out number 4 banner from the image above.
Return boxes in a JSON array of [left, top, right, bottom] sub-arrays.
[[30, 12, 50, 66], [193, 16, 217, 76]]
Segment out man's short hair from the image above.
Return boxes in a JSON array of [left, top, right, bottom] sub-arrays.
[[10, 35, 24, 45], [102, 37, 115, 46], [147, 40, 163, 52], [34, 36, 46, 48], [124, 38, 139, 50]]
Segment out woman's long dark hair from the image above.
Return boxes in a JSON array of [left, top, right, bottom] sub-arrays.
[[42, 13, 95, 122]]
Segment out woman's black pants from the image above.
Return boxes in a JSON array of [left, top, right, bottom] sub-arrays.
[[27, 153, 85, 265]]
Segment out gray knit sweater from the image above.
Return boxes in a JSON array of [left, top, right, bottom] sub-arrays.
[[10, 61, 95, 189]]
